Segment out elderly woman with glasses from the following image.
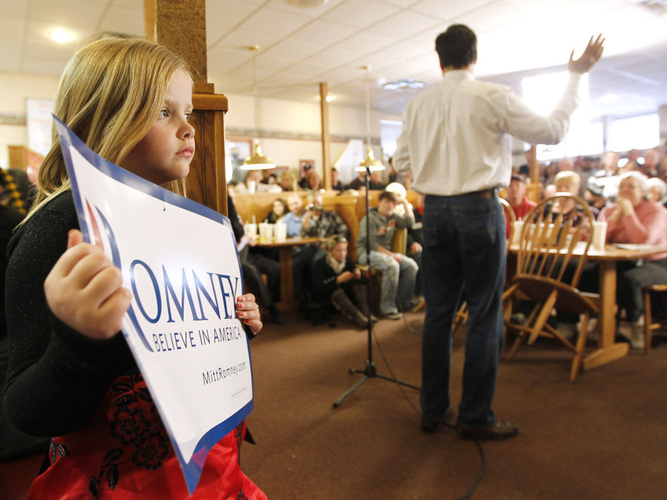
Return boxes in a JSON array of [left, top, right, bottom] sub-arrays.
[[600, 171, 667, 349]]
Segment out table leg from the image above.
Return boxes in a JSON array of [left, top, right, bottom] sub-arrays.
[[583, 260, 629, 370], [277, 247, 295, 311]]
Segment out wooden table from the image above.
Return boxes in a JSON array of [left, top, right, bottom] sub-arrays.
[[508, 242, 667, 372], [581, 243, 667, 370], [255, 236, 326, 311]]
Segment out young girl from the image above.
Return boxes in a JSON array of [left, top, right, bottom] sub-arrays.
[[3, 38, 266, 499]]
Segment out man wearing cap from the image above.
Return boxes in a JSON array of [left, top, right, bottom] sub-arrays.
[[393, 24, 604, 440], [504, 174, 537, 237]]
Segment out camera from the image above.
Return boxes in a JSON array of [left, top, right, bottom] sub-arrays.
[[306, 204, 323, 211]]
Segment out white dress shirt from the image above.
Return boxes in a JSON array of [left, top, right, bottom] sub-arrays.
[[393, 69, 582, 196]]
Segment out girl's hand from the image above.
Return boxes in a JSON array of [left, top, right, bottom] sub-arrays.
[[337, 270, 355, 283], [44, 230, 131, 339], [236, 293, 263, 336]]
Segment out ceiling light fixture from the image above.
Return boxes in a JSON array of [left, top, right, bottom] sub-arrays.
[[50, 28, 74, 44], [356, 65, 384, 172], [632, 0, 667, 15], [381, 78, 425, 91], [241, 45, 275, 170]]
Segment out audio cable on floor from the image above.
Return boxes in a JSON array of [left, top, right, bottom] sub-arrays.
[[371, 324, 487, 500]]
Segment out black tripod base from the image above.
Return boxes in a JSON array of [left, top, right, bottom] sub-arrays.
[[332, 361, 421, 408]]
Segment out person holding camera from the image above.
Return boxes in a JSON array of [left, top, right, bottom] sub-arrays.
[[282, 192, 348, 302], [301, 191, 348, 240]]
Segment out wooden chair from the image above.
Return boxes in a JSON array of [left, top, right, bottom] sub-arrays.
[[503, 194, 598, 381], [643, 283, 667, 354], [452, 198, 516, 332]]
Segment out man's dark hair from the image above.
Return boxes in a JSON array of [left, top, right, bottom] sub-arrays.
[[378, 191, 397, 203], [435, 24, 477, 69]]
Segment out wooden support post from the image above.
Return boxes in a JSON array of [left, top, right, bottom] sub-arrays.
[[320, 82, 331, 190], [143, 0, 228, 215]]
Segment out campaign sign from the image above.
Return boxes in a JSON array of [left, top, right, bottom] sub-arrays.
[[54, 116, 253, 495]]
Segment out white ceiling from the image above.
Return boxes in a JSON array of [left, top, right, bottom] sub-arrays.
[[3, 0, 667, 120]]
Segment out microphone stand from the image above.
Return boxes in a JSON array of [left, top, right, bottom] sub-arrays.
[[333, 166, 420, 408]]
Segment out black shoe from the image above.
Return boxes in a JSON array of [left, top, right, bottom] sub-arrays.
[[455, 420, 518, 441], [420, 407, 455, 433]]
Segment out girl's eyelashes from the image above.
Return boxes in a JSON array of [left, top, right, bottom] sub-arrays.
[[159, 108, 192, 120]]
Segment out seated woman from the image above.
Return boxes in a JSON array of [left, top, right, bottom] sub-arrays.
[[263, 198, 289, 224], [234, 169, 262, 193], [646, 177, 667, 207], [278, 170, 298, 192], [601, 171, 667, 349], [311, 235, 374, 329], [550, 170, 598, 225]]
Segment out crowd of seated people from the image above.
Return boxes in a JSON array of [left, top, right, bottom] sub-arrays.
[[511, 146, 667, 349], [225, 158, 436, 328], [233, 181, 423, 326]]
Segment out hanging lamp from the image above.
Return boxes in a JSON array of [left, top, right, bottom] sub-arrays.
[[356, 65, 384, 173], [242, 45, 275, 170]]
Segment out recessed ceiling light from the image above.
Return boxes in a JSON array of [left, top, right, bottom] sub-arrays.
[[381, 79, 425, 91], [50, 29, 74, 44]]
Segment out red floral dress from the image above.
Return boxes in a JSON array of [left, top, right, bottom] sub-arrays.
[[29, 374, 266, 499]]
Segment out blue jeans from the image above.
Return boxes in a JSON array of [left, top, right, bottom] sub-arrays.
[[421, 192, 506, 426], [359, 251, 418, 315]]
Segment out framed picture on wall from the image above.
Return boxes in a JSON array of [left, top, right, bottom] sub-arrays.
[[299, 159, 315, 178]]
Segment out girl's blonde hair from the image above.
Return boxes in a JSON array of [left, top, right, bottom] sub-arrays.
[[28, 37, 191, 220]]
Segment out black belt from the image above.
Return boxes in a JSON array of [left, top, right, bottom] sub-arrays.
[[470, 188, 495, 198], [429, 188, 496, 199]]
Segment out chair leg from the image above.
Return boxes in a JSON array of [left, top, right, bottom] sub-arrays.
[[506, 331, 527, 360], [505, 303, 540, 360], [527, 291, 558, 345], [570, 314, 590, 382], [643, 289, 652, 355], [452, 301, 468, 333]]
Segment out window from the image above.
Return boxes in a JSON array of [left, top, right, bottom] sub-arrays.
[[607, 114, 659, 152]]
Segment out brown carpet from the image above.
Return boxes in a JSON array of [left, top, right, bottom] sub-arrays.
[[242, 311, 667, 500]]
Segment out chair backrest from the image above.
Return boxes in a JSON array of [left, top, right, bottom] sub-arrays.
[[391, 228, 408, 254], [516, 193, 595, 288], [499, 198, 516, 243]]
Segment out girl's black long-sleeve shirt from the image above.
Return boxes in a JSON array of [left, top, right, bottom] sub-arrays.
[[3, 192, 136, 437]]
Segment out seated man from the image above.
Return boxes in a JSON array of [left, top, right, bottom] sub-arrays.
[[346, 169, 366, 190], [504, 174, 536, 237], [356, 191, 418, 319], [386, 182, 423, 297], [301, 191, 349, 240], [284, 193, 307, 237]]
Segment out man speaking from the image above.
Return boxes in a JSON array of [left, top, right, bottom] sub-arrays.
[[394, 25, 604, 440]]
